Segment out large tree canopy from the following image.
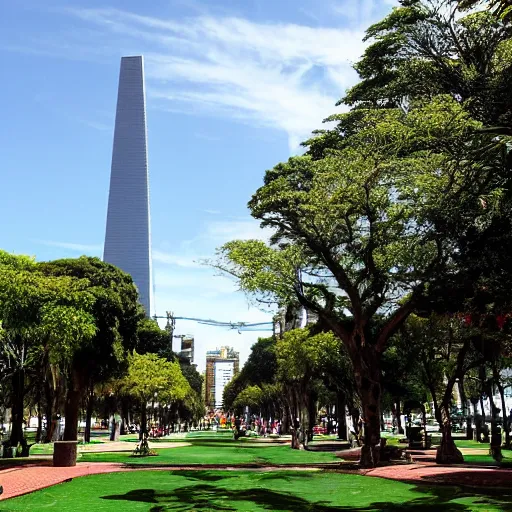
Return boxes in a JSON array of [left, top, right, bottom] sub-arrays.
[[342, 0, 512, 131], [459, 0, 512, 22], [215, 94, 511, 465], [37, 257, 144, 440], [0, 251, 99, 450]]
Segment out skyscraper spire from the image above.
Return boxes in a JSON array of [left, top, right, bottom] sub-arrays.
[[104, 56, 153, 316]]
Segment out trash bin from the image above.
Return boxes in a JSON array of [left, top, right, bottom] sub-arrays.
[[491, 427, 502, 448], [53, 441, 78, 467], [407, 426, 424, 448]]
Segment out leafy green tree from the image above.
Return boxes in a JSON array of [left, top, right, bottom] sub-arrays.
[[215, 95, 510, 465], [38, 256, 144, 442], [381, 326, 429, 435], [223, 337, 277, 411], [491, 355, 512, 449], [459, 0, 512, 21], [120, 352, 190, 447], [233, 385, 264, 411], [342, 1, 512, 326], [341, 1, 512, 133], [398, 314, 493, 462], [0, 251, 97, 453], [136, 318, 172, 356], [275, 328, 339, 448], [179, 360, 203, 396]]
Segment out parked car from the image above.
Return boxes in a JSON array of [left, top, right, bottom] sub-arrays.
[[313, 425, 327, 435], [425, 419, 440, 432]]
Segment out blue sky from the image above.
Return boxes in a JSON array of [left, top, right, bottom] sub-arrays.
[[0, 0, 396, 371]]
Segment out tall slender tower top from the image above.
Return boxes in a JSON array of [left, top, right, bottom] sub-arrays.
[[103, 56, 153, 316]]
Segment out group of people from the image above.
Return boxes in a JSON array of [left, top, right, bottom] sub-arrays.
[[232, 417, 282, 439]]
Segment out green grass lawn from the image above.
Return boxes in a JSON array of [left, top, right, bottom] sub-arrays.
[[0, 457, 47, 468], [454, 439, 512, 467], [455, 440, 490, 450], [119, 430, 235, 442], [462, 454, 512, 468], [2, 470, 511, 511], [30, 439, 105, 455], [78, 442, 340, 465]]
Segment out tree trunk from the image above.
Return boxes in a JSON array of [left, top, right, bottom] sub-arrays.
[[63, 371, 81, 441], [498, 383, 510, 449], [351, 408, 359, 434], [471, 400, 480, 441], [35, 388, 43, 443], [395, 398, 404, 435], [359, 385, 381, 467], [140, 402, 148, 439], [138, 401, 150, 451], [110, 414, 121, 442], [120, 399, 129, 435], [281, 405, 289, 435], [436, 402, 463, 464], [84, 386, 94, 443], [289, 388, 303, 450], [307, 389, 316, 443], [493, 367, 510, 450], [487, 384, 502, 462], [353, 348, 382, 468], [44, 380, 54, 443], [336, 391, 347, 440], [36, 405, 43, 443], [9, 369, 25, 450]]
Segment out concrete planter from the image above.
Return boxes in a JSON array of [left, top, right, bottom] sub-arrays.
[[53, 441, 78, 467]]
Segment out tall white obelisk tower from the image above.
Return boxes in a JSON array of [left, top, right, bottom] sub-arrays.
[[104, 56, 153, 316]]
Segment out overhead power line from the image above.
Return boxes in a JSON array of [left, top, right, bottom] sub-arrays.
[[153, 312, 274, 333]]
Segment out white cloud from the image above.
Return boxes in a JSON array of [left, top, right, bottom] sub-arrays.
[[153, 249, 203, 268], [155, 268, 237, 293], [154, 218, 270, 266], [62, 7, 370, 151], [201, 219, 273, 243], [331, 0, 399, 29], [331, 0, 376, 25]]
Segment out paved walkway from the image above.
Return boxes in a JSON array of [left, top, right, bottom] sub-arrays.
[[363, 463, 512, 487], [2, 460, 512, 502], [0, 462, 129, 500]]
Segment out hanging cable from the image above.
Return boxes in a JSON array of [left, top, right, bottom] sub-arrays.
[[153, 312, 274, 332]]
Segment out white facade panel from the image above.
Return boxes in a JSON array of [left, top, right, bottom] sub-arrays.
[[214, 361, 235, 409], [103, 56, 153, 315]]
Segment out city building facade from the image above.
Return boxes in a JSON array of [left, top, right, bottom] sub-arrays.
[[178, 335, 194, 364], [205, 346, 240, 410], [103, 55, 153, 316]]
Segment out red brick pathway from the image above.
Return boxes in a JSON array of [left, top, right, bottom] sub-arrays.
[[0, 462, 129, 500], [363, 463, 512, 487]]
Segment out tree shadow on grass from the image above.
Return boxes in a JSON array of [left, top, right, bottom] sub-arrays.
[[170, 471, 236, 482], [101, 481, 506, 511], [168, 470, 314, 481]]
